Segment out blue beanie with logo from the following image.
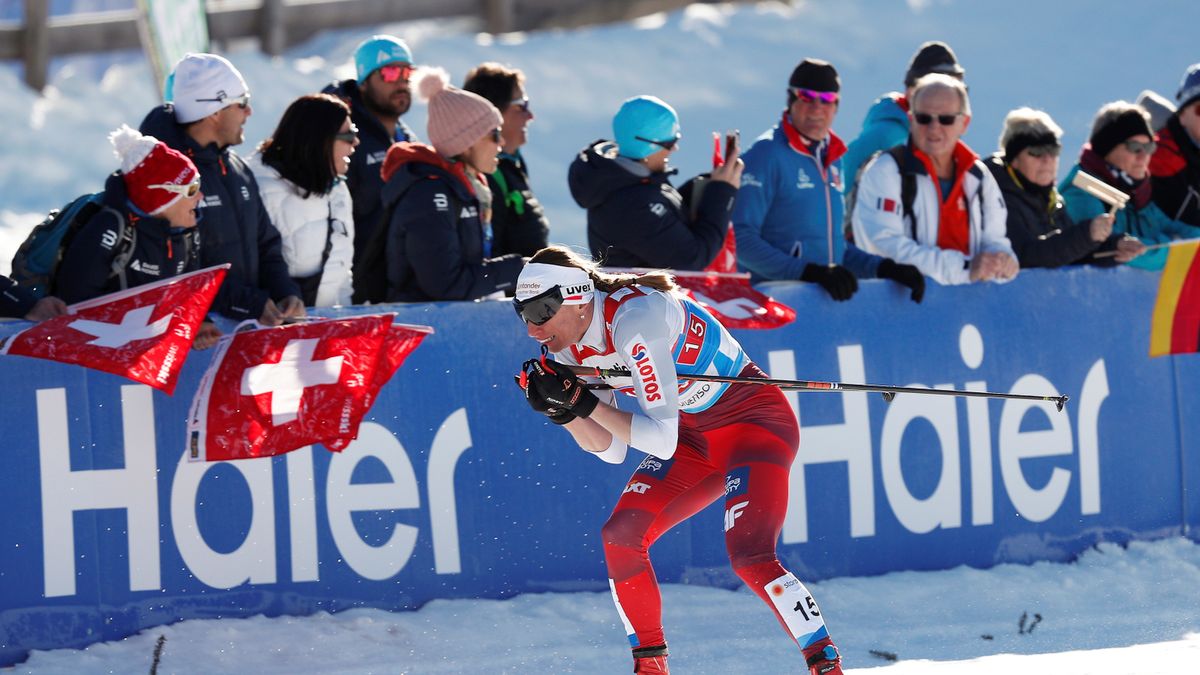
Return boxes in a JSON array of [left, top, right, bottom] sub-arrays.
[[613, 96, 680, 160], [354, 35, 413, 84]]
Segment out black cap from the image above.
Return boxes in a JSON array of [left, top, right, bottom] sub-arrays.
[[789, 58, 840, 93], [1090, 108, 1154, 158], [904, 41, 965, 87]]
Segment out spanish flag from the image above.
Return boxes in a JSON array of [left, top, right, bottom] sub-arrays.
[[1150, 240, 1200, 356]]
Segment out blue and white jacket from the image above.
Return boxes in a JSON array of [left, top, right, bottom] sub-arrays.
[[732, 117, 878, 281]]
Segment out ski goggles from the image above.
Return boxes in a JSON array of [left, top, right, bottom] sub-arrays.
[[513, 285, 564, 325], [148, 178, 202, 198], [790, 87, 839, 104], [378, 64, 414, 83]]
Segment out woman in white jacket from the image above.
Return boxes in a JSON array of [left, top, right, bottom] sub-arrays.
[[250, 94, 358, 307]]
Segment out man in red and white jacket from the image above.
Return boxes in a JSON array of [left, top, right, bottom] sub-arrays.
[[851, 74, 1016, 286]]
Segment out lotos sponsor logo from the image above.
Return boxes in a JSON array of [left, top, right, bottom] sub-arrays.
[[630, 343, 662, 402]]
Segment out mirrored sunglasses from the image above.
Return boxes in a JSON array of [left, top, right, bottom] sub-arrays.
[[913, 112, 963, 126], [509, 96, 531, 113], [334, 125, 359, 143], [1123, 139, 1157, 155], [148, 178, 201, 198], [635, 135, 679, 151], [790, 87, 839, 104], [378, 64, 414, 83], [1025, 144, 1062, 158], [513, 285, 564, 325], [195, 92, 251, 110]]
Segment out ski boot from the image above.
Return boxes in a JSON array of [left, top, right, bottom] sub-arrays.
[[803, 637, 842, 675], [632, 644, 668, 674]]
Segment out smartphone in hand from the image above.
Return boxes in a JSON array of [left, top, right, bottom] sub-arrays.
[[724, 130, 740, 161]]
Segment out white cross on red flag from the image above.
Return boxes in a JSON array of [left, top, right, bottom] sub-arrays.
[[673, 270, 796, 330], [186, 315, 432, 462], [0, 265, 228, 393]]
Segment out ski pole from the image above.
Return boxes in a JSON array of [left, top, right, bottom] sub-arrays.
[[564, 364, 1069, 412]]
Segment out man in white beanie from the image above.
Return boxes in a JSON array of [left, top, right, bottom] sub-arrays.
[[140, 52, 305, 325]]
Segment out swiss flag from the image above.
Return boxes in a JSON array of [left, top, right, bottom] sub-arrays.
[[187, 315, 431, 462], [671, 270, 796, 330], [0, 265, 227, 393]]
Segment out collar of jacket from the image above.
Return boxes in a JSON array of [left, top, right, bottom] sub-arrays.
[[779, 111, 847, 167]]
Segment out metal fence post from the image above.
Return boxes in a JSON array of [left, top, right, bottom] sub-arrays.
[[261, 0, 286, 56], [482, 0, 516, 34], [22, 0, 49, 91]]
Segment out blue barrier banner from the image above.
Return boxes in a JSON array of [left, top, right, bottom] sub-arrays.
[[0, 267, 1192, 665]]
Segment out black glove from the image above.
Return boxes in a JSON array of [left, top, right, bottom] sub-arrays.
[[800, 264, 858, 301], [876, 258, 925, 303], [516, 365, 576, 425], [523, 356, 599, 418]]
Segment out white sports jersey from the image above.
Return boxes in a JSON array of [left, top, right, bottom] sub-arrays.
[[553, 284, 750, 461]]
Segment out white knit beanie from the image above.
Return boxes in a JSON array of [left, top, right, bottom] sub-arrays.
[[170, 53, 250, 124]]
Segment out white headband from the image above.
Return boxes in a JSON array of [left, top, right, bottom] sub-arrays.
[[515, 263, 594, 304]]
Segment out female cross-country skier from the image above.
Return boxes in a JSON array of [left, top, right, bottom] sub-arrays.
[[514, 245, 843, 675]]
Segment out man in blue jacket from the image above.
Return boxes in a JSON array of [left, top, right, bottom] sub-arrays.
[[324, 35, 420, 265], [733, 59, 925, 302], [142, 53, 303, 325]]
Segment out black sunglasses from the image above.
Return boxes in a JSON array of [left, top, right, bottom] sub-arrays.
[[513, 285, 564, 325], [490, 128, 503, 143], [509, 96, 531, 113], [334, 125, 359, 143], [635, 135, 678, 151], [913, 112, 963, 126], [1025, 144, 1061, 158]]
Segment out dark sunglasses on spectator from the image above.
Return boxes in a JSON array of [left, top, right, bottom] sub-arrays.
[[913, 112, 963, 126], [790, 87, 838, 104], [334, 125, 359, 143], [195, 92, 250, 110], [1025, 144, 1061, 158], [378, 64, 414, 83], [1123, 139, 1157, 155], [509, 97, 531, 113], [490, 128, 503, 143], [149, 178, 202, 198], [635, 135, 679, 151], [513, 285, 564, 325]]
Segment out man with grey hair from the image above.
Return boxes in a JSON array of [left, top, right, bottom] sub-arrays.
[[986, 107, 1141, 268], [851, 74, 1016, 286]]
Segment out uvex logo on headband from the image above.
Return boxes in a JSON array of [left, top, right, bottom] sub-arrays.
[[562, 282, 593, 301]]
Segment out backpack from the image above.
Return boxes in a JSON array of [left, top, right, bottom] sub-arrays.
[[10, 192, 135, 299], [843, 145, 915, 238]]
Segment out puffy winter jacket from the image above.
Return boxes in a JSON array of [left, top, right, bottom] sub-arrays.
[[0, 275, 37, 318], [732, 119, 878, 281], [248, 155, 355, 307], [843, 93, 910, 195], [56, 171, 200, 303], [489, 151, 550, 257], [985, 154, 1120, 268], [570, 139, 733, 270], [1060, 162, 1200, 271], [139, 105, 300, 319], [323, 79, 418, 262], [378, 142, 523, 302], [1150, 115, 1200, 228], [851, 141, 1014, 285]]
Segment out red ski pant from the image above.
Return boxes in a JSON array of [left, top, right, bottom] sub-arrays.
[[602, 384, 826, 651]]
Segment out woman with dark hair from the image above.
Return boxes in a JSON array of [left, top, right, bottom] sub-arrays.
[[249, 93, 358, 306], [514, 246, 843, 675]]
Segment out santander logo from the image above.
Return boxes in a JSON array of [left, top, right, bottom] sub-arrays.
[[630, 343, 662, 402]]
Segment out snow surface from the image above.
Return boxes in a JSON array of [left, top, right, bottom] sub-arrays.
[[14, 538, 1200, 674], [3, 1, 1200, 672]]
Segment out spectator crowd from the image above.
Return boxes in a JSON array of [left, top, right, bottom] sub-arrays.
[[4, 37, 1200, 329]]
